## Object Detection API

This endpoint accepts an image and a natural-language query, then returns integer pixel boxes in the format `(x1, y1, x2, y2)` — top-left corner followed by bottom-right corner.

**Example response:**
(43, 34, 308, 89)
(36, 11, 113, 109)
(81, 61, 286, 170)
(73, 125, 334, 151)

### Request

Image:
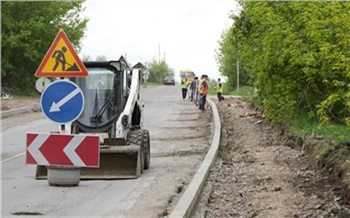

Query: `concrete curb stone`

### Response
(169, 98, 221, 218)
(0, 104, 41, 119)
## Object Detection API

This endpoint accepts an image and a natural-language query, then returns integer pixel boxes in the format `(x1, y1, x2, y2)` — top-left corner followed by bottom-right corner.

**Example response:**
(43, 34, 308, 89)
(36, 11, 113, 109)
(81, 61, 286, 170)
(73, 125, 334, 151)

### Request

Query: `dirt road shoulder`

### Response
(192, 97, 350, 218)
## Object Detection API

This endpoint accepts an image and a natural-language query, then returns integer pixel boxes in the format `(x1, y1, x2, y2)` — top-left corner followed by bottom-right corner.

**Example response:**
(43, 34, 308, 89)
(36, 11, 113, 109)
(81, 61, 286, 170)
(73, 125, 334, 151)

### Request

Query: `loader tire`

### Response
(142, 129, 151, 170)
(127, 130, 145, 173)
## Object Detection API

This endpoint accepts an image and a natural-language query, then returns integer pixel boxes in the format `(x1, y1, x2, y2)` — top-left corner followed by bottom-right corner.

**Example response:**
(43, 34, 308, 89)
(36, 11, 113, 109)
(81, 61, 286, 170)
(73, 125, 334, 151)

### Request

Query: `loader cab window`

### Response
(74, 68, 117, 129)
(85, 68, 114, 90)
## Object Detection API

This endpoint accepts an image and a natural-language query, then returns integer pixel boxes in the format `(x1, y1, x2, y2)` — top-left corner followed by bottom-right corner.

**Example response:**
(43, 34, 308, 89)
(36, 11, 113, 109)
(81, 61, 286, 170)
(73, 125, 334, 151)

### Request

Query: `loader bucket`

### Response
(35, 145, 142, 180)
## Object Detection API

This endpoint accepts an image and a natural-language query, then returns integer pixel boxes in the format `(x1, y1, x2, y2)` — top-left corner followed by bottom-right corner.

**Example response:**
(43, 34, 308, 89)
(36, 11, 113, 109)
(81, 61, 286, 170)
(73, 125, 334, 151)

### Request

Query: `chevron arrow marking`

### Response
(26, 133, 99, 167)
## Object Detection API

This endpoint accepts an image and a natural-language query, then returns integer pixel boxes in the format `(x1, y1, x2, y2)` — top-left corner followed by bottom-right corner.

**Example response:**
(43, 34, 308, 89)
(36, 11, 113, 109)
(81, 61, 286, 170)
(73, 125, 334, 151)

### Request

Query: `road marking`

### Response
(0, 151, 25, 164)
(50, 88, 80, 112)
(27, 134, 50, 165)
(63, 135, 86, 166)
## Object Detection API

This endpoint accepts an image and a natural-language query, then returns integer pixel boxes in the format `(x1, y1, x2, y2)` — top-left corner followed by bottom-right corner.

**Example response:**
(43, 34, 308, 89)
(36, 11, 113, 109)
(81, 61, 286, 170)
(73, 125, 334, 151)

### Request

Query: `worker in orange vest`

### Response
(198, 75, 208, 111)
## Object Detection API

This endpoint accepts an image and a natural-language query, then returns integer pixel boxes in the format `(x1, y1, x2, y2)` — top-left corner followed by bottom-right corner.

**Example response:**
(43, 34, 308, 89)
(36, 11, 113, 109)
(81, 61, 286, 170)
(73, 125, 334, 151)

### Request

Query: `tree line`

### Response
(1, 1, 88, 94)
(217, 1, 350, 127)
(145, 58, 175, 83)
(1, 1, 175, 93)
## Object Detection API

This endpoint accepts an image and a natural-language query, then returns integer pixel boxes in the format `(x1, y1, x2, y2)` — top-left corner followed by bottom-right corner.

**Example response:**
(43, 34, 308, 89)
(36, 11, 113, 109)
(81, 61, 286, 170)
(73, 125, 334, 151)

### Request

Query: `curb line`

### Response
(0, 107, 33, 118)
(169, 98, 221, 218)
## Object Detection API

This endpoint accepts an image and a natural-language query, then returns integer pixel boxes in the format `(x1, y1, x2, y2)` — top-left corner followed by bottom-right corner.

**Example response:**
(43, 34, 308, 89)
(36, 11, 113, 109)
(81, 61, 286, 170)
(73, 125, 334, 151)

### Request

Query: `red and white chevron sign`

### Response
(26, 133, 99, 167)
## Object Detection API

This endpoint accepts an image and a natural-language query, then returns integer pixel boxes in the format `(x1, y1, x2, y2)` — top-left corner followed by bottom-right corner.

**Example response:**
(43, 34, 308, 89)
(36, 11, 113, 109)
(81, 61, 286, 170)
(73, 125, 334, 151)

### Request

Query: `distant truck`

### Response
(180, 69, 195, 84)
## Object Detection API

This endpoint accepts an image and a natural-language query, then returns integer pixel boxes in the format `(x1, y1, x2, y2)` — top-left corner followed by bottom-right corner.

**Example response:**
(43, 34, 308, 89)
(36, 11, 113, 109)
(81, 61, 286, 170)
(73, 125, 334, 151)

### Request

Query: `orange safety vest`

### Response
(199, 80, 208, 94)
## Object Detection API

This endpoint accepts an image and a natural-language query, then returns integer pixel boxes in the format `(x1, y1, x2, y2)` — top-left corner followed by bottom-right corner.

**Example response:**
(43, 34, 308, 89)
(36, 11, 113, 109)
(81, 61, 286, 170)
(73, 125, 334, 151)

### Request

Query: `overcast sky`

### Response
(79, 0, 239, 80)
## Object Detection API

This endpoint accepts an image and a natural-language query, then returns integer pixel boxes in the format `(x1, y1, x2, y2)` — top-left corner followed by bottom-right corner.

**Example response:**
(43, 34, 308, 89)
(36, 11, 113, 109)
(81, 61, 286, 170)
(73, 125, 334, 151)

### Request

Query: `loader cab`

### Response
(71, 58, 131, 134)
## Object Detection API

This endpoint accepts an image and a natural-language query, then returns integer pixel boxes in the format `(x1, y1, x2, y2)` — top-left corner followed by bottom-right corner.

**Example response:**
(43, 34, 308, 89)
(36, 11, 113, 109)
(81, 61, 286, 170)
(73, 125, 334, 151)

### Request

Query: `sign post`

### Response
(143, 70, 149, 88)
(29, 29, 94, 186)
(35, 78, 51, 93)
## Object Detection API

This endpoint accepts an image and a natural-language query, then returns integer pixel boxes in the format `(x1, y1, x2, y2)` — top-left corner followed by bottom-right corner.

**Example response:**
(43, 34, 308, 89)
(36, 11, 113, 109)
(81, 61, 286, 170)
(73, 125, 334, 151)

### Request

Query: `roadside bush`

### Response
(218, 1, 350, 127)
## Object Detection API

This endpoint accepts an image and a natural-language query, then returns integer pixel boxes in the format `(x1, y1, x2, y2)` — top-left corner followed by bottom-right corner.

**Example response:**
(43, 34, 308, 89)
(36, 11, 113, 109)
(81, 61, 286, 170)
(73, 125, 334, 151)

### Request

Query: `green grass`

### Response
(208, 86, 255, 96)
(208, 89, 217, 95)
(228, 86, 255, 96)
(288, 114, 350, 143)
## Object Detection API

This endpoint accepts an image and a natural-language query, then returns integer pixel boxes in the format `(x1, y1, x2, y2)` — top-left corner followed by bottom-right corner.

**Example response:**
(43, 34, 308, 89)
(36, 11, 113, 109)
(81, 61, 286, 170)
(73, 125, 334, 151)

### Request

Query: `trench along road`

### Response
(1, 84, 220, 217)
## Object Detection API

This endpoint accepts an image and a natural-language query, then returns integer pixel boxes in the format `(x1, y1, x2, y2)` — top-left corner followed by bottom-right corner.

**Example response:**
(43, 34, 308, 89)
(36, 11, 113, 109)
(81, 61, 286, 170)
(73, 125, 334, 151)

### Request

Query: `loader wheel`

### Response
(142, 129, 151, 170)
(127, 130, 145, 173)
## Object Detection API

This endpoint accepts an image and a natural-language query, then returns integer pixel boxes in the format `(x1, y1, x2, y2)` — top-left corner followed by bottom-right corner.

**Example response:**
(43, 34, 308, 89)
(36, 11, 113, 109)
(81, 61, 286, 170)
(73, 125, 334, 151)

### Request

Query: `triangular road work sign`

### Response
(35, 29, 88, 77)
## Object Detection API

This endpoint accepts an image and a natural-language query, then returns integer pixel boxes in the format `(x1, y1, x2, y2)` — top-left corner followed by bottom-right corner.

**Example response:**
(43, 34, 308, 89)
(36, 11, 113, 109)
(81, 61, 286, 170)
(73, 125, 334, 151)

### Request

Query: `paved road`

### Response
(1, 84, 213, 217)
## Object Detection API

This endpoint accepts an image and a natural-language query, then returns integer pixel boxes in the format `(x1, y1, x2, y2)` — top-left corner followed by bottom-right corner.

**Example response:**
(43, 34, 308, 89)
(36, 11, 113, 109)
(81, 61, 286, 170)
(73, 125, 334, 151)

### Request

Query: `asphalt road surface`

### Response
(1, 84, 213, 217)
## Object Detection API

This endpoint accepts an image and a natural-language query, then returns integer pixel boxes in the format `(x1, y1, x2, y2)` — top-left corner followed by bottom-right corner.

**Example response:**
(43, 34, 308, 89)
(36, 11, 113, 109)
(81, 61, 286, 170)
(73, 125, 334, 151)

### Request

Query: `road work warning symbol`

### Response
(35, 29, 88, 77)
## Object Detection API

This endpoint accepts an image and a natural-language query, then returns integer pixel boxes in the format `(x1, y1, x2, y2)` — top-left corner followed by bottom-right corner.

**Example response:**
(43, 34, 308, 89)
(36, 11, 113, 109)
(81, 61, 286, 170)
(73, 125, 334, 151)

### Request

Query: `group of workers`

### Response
(181, 75, 224, 111)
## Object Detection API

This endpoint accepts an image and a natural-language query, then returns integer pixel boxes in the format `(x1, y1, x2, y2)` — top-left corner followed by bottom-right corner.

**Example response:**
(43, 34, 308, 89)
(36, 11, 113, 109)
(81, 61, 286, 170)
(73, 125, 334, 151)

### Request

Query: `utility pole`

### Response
(164, 52, 166, 63)
(158, 45, 160, 64)
(237, 57, 240, 92)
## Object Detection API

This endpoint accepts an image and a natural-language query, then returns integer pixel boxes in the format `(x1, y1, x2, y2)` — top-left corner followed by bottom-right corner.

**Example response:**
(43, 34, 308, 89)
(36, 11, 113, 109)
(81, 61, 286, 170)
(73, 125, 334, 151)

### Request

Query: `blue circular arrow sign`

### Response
(41, 80, 84, 124)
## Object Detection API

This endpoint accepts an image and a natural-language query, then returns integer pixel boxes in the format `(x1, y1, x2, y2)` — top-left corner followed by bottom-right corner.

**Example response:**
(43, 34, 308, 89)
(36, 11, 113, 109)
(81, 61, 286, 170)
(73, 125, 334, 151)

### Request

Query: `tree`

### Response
(82, 54, 92, 61)
(217, 1, 350, 126)
(216, 9, 251, 92)
(146, 58, 174, 83)
(1, 1, 88, 93)
(96, 55, 107, 61)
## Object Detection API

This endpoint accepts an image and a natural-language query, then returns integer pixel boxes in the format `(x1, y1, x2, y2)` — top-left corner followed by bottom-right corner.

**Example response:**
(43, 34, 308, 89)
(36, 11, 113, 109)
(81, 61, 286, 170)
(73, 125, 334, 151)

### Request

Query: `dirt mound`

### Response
(192, 97, 350, 217)
(304, 140, 350, 203)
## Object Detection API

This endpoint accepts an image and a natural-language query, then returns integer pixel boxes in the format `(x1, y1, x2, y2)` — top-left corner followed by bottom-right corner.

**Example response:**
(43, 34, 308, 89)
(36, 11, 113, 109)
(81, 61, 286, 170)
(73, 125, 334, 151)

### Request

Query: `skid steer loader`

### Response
(36, 56, 150, 179)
